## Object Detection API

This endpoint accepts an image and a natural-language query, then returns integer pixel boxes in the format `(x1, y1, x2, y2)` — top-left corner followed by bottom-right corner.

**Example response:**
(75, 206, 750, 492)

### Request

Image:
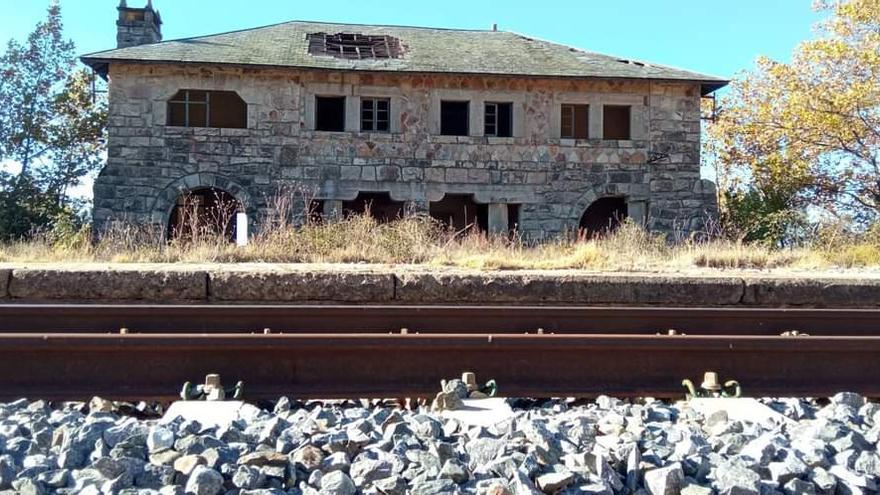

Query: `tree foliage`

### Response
(708, 0, 880, 228)
(0, 3, 106, 240)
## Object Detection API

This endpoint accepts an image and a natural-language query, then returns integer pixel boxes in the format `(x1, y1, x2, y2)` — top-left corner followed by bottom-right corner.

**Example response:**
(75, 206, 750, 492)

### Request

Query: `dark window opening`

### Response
(484, 102, 513, 137)
(306, 200, 324, 224)
(561, 104, 589, 139)
(307, 32, 404, 60)
(316, 96, 346, 132)
(168, 188, 241, 241)
(343, 192, 405, 223)
(429, 194, 487, 233)
(579, 197, 628, 239)
(603, 105, 631, 140)
(507, 204, 520, 237)
(361, 98, 390, 132)
(441, 101, 469, 136)
(167, 90, 247, 129)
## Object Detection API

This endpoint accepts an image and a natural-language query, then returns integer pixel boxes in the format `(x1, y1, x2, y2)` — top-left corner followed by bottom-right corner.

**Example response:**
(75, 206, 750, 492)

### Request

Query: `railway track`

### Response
(2, 304, 879, 335)
(0, 304, 878, 401)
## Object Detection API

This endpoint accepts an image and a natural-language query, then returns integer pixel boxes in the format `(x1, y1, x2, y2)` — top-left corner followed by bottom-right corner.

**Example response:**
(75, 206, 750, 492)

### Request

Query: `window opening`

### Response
(441, 101, 469, 136)
(484, 102, 512, 137)
(561, 104, 588, 139)
(361, 98, 390, 132)
(167, 90, 247, 129)
(316, 96, 346, 132)
(603, 105, 631, 140)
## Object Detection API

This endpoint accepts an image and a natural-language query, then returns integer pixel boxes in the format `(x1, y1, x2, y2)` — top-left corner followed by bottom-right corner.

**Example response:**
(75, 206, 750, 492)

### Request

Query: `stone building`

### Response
(83, 1, 727, 240)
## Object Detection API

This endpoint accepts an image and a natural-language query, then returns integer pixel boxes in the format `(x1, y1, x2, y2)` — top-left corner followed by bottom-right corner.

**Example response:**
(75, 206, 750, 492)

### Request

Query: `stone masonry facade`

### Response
(94, 62, 718, 239)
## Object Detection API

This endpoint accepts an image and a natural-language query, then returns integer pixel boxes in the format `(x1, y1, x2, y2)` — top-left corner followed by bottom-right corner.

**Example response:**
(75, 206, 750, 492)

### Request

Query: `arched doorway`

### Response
(168, 188, 241, 241)
(579, 197, 628, 238)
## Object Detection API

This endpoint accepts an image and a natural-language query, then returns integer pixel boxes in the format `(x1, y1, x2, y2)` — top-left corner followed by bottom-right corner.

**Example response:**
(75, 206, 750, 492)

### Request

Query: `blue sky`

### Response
(3, 0, 823, 81)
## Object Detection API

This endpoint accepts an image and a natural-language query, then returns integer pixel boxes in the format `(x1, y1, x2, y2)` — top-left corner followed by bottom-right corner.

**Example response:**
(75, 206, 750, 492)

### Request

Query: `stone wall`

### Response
(3, 265, 880, 307)
(94, 63, 718, 239)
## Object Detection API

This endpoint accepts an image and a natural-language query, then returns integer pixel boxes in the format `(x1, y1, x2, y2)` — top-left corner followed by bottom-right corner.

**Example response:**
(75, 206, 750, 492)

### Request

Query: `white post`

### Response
(236, 212, 248, 246)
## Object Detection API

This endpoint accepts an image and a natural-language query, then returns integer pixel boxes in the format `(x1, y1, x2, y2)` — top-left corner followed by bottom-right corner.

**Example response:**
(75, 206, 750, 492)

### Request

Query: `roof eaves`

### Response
(79, 56, 730, 94)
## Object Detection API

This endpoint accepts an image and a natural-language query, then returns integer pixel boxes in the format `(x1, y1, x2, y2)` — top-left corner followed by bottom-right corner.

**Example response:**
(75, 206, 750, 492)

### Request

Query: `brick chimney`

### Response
(116, 0, 162, 49)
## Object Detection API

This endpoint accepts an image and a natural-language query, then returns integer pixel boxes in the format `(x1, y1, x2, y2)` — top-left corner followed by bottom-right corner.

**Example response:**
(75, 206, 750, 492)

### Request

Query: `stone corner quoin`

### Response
(7, 268, 208, 302)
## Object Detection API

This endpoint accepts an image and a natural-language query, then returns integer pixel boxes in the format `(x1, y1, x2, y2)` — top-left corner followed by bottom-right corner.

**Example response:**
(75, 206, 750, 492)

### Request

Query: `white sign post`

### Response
(235, 212, 248, 247)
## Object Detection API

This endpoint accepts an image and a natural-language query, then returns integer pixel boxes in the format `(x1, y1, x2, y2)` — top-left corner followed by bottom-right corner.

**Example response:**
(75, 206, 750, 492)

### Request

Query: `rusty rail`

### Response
(0, 332, 878, 401)
(0, 304, 879, 335)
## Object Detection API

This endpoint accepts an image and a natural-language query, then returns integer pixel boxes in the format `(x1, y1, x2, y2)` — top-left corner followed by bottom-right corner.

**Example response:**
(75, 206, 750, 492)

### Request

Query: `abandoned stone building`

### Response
(83, 1, 727, 240)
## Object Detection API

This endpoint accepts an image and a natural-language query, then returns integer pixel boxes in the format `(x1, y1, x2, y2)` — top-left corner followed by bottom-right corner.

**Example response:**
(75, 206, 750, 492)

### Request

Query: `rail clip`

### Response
(180, 374, 244, 401)
(683, 371, 741, 399)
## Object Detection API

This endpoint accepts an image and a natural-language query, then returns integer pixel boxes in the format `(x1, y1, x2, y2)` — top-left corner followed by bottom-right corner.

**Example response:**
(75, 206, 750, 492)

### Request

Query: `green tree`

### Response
(0, 3, 106, 240)
(708, 0, 880, 227)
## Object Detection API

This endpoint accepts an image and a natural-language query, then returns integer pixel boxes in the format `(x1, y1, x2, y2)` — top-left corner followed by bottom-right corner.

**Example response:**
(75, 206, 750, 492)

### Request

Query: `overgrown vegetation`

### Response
(708, 0, 880, 240)
(0, 4, 107, 241)
(2, 213, 880, 271)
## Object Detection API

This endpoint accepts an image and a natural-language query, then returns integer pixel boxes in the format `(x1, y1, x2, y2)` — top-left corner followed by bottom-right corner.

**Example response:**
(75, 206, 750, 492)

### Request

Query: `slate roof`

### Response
(82, 20, 727, 94)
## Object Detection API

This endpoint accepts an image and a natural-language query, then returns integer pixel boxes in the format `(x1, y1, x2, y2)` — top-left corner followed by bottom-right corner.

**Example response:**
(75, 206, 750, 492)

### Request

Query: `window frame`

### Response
(560, 103, 589, 139)
(484, 102, 513, 138)
(166, 90, 247, 129)
(360, 97, 391, 133)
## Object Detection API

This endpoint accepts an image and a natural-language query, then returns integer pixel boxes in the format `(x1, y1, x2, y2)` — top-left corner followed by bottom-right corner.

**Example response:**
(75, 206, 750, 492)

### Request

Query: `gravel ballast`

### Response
(0, 393, 878, 494)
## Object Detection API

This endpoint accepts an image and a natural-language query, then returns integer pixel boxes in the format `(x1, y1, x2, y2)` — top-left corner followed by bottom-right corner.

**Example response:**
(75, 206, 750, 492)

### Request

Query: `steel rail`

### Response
(0, 333, 878, 400)
(1, 304, 879, 335)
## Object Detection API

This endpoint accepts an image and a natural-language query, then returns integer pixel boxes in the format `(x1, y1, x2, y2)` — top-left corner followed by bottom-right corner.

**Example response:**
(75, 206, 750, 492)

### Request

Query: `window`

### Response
(315, 96, 346, 132)
(361, 98, 390, 132)
(167, 90, 247, 129)
(307, 32, 404, 60)
(603, 105, 631, 140)
(484, 102, 512, 137)
(561, 104, 588, 139)
(441, 101, 469, 136)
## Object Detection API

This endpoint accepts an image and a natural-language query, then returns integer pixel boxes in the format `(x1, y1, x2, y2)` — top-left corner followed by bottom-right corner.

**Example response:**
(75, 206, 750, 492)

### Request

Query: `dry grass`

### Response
(2, 212, 880, 272)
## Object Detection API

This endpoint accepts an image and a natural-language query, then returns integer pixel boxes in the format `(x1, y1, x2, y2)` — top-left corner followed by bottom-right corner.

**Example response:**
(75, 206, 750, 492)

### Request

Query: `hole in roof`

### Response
(307, 32, 404, 60)
(616, 58, 648, 67)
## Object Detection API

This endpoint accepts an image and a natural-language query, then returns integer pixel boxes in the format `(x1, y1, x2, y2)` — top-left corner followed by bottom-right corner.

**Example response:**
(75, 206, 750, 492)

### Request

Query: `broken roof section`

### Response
(82, 20, 727, 95)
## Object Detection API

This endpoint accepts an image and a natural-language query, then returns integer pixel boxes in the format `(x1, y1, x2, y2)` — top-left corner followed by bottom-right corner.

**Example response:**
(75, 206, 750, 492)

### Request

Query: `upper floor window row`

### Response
(163, 89, 631, 140)
(167, 90, 247, 129)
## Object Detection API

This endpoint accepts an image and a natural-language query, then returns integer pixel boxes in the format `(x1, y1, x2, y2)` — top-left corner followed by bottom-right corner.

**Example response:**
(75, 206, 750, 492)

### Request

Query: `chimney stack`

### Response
(116, 0, 162, 49)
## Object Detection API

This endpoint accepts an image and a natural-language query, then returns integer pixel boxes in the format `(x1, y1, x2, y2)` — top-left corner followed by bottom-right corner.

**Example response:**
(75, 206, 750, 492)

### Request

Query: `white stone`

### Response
(439, 398, 514, 428)
(162, 400, 260, 429)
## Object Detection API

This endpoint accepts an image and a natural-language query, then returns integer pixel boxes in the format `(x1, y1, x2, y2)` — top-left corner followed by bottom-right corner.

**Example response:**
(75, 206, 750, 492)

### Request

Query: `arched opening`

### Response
(579, 197, 628, 238)
(429, 194, 488, 232)
(168, 188, 242, 241)
(342, 192, 405, 223)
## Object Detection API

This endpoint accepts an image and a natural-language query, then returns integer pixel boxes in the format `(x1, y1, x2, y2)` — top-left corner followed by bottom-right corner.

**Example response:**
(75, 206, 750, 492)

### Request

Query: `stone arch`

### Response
(579, 197, 628, 237)
(150, 173, 254, 227)
(569, 186, 629, 236)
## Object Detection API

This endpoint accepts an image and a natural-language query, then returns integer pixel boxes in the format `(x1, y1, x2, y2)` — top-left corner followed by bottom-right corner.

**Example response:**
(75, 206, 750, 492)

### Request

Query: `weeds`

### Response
(1, 211, 879, 271)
